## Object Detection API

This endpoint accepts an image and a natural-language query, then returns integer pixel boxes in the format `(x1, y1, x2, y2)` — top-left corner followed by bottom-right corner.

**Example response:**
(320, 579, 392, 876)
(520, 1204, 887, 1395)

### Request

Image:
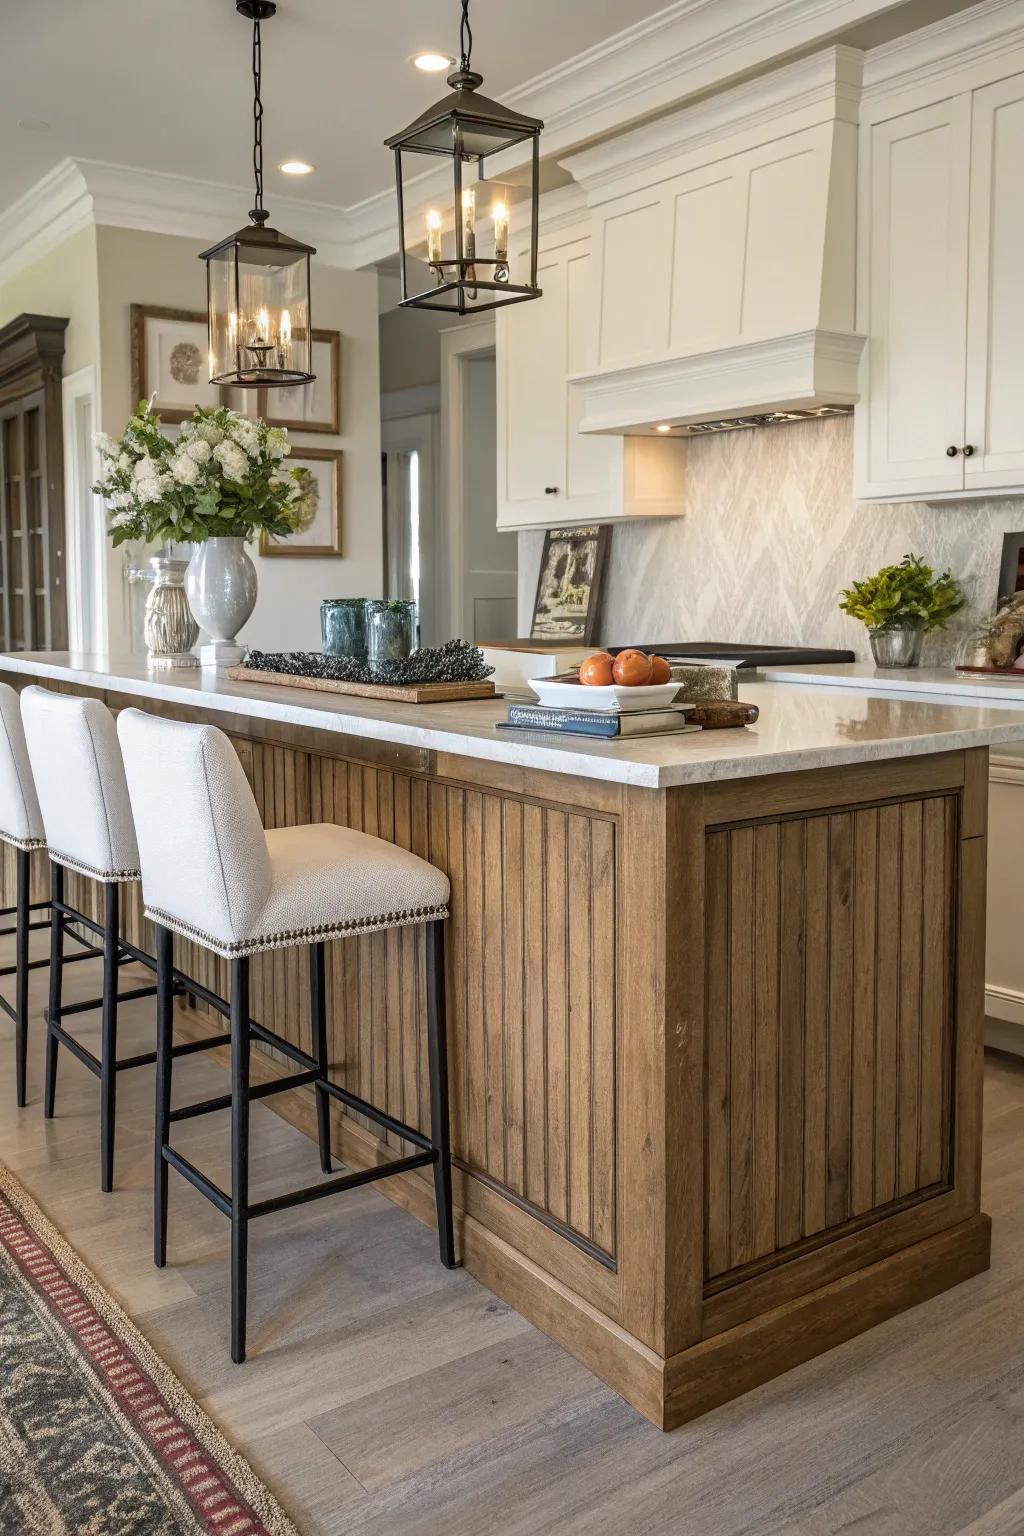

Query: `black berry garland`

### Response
(241, 640, 494, 686)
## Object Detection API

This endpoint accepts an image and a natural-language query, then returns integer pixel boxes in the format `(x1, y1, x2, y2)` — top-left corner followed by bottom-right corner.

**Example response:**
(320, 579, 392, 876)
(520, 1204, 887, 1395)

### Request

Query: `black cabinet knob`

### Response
(946, 445, 960, 457)
(963, 444, 975, 457)
(544, 486, 559, 494)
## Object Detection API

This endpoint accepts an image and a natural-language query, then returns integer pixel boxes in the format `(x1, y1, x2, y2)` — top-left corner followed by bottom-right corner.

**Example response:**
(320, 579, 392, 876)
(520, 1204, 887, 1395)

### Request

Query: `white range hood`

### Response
(560, 48, 866, 436)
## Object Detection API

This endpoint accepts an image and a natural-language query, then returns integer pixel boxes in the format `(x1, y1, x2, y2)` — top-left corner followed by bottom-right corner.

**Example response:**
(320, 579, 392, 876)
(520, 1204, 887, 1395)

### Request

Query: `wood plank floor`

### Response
(3, 937, 1024, 1535)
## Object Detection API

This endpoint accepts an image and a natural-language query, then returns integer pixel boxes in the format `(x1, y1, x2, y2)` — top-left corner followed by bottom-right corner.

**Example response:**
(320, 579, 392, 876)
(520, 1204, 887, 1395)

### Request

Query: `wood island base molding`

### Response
(0, 661, 991, 1431)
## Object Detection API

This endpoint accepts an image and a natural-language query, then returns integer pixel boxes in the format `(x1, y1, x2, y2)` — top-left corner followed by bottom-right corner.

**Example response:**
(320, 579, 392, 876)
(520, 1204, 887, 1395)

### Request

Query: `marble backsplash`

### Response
(517, 415, 1024, 665)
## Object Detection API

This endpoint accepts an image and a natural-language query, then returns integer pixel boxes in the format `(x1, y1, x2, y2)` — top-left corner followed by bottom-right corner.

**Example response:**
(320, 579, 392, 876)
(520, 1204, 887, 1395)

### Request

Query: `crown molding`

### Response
(0, 159, 93, 288)
(561, 45, 863, 199)
(861, 0, 1024, 101)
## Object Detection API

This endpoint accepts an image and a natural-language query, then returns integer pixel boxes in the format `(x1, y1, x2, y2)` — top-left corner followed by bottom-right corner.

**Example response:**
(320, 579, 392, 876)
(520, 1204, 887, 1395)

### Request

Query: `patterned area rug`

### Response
(0, 1164, 297, 1536)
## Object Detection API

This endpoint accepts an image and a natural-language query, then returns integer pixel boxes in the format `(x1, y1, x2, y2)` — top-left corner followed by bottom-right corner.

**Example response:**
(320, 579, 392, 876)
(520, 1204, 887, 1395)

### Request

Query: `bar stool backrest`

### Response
(0, 683, 44, 849)
(117, 708, 273, 947)
(21, 686, 140, 881)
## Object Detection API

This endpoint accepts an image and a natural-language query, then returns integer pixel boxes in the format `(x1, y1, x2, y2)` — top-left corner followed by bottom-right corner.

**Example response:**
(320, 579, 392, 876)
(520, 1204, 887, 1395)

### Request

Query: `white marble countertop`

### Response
(762, 660, 1024, 704)
(6, 651, 1024, 790)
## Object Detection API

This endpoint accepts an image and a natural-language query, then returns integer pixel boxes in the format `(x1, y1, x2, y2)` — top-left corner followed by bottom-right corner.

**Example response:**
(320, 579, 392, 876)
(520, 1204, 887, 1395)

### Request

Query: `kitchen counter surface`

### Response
(762, 659, 1024, 704)
(5, 651, 1024, 789)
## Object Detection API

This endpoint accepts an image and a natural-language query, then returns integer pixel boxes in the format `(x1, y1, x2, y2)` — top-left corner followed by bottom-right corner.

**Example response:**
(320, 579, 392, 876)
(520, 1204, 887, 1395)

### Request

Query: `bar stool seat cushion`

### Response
(147, 822, 451, 958)
(116, 709, 449, 958)
(21, 686, 140, 881)
(0, 683, 45, 850)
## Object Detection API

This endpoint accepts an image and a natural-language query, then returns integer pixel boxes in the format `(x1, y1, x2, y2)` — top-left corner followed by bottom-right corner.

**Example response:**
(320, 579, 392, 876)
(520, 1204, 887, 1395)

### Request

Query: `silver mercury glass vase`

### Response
(144, 557, 199, 670)
(186, 536, 258, 671)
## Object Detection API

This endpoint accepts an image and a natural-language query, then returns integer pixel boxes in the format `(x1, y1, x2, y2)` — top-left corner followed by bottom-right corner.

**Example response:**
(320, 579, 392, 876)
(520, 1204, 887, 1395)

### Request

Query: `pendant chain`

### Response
(459, 0, 472, 70)
(251, 16, 265, 219)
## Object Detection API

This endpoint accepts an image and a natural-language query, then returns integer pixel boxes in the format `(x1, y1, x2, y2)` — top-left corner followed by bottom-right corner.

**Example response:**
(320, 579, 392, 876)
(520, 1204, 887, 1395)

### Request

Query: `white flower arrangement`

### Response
(93, 402, 311, 548)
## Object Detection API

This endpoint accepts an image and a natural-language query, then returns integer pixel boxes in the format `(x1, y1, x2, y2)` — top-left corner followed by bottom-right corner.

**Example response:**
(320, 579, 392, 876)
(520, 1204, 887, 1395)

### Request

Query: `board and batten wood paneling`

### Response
(234, 740, 618, 1266)
(703, 793, 957, 1288)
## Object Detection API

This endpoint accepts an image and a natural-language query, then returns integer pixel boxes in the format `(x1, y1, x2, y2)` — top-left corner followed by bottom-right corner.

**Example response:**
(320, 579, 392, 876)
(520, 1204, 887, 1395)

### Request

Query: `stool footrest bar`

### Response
(319, 1079, 433, 1152)
(248, 1020, 318, 1071)
(162, 1147, 232, 1217)
(58, 982, 160, 1019)
(168, 1068, 320, 1124)
(247, 1152, 435, 1219)
(47, 1021, 101, 1076)
(117, 1032, 232, 1071)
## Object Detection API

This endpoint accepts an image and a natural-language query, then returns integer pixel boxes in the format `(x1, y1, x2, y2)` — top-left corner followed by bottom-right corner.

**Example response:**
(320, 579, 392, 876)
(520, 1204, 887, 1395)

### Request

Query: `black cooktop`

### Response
(606, 642, 855, 668)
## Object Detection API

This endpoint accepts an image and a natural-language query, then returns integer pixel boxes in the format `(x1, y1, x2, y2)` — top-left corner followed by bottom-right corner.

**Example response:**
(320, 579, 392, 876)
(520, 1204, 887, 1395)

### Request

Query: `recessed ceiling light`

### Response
(279, 159, 315, 176)
(655, 423, 674, 433)
(412, 51, 454, 72)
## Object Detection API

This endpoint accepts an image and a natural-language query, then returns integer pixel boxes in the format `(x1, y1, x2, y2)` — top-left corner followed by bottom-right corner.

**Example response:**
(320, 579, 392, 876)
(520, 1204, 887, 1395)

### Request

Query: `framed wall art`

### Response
(530, 524, 610, 644)
(258, 329, 340, 435)
(130, 304, 225, 423)
(259, 446, 343, 559)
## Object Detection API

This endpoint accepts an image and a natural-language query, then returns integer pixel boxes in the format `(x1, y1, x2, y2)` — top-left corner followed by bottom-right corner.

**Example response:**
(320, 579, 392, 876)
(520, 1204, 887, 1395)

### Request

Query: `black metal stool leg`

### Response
(154, 925, 174, 1268)
(44, 864, 64, 1119)
(230, 956, 251, 1364)
(425, 920, 456, 1269)
(99, 882, 119, 1193)
(310, 942, 332, 1174)
(14, 848, 30, 1108)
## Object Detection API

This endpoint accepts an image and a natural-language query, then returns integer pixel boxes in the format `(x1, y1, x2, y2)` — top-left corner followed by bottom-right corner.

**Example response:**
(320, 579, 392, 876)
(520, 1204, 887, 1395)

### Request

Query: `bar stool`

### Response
(116, 707, 458, 1363)
(20, 686, 222, 1191)
(0, 682, 50, 1107)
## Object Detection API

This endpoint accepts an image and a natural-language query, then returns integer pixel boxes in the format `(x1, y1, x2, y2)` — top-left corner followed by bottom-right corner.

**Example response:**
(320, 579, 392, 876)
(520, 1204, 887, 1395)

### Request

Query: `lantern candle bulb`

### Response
(279, 308, 292, 368)
(492, 200, 508, 261)
(426, 208, 443, 268)
(461, 187, 476, 255)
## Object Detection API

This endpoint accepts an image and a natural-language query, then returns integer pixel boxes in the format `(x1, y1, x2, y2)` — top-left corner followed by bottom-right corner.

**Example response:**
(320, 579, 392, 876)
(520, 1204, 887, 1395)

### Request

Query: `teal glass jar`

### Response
(321, 598, 368, 659)
(366, 599, 418, 665)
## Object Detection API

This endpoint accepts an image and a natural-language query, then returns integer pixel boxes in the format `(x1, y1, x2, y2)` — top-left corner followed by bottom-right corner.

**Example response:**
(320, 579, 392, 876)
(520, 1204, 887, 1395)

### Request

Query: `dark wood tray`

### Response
(228, 666, 498, 705)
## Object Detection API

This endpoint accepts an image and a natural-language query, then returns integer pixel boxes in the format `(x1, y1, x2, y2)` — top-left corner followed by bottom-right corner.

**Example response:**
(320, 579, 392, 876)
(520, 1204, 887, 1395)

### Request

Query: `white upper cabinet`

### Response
(855, 56, 1024, 501)
(965, 74, 1024, 491)
(496, 218, 685, 532)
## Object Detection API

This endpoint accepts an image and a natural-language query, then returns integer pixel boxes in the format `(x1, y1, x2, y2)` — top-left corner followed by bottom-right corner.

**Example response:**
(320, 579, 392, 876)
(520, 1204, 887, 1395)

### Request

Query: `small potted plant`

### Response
(839, 554, 965, 668)
(95, 402, 312, 668)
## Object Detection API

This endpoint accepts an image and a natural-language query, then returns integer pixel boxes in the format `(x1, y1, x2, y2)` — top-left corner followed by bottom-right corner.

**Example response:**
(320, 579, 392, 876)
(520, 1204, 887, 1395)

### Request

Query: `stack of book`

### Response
(497, 700, 699, 740)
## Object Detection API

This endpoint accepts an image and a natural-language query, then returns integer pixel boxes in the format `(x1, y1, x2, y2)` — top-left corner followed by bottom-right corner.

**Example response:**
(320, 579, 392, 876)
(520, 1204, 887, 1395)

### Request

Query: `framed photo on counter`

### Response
(258, 329, 340, 434)
(130, 305, 225, 422)
(997, 531, 1024, 606)
(530, 524, 610, 645)
(259, 446, 343, 559)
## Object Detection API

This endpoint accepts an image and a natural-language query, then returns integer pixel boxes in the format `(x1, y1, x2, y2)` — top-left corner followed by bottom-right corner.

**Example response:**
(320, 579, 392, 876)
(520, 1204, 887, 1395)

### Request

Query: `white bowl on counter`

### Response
(527, 677, 683, 713)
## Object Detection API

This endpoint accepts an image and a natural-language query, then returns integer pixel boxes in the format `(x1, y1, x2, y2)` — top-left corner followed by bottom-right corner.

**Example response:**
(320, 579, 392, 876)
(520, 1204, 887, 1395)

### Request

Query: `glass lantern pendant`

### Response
(386, 0, 543, 315)
(200, 1, 315, 388)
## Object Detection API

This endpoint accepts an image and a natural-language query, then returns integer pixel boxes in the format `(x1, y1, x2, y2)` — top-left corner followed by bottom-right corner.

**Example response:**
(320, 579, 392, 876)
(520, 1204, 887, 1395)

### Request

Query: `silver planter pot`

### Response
(144, 557, 199, 670)
(185, 537, 258, 671)
(868, 622, 925, 668)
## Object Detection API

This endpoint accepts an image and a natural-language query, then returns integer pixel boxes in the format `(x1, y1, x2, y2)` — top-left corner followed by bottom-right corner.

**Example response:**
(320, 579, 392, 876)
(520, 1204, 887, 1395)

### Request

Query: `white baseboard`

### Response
(985, 984, 1024, 1056)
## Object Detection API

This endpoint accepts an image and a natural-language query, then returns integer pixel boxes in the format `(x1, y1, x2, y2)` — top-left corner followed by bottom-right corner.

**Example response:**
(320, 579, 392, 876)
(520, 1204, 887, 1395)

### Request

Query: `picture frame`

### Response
(257, 329, 341, 435)
(259, 446, 343, 559)
(530, 524, 610, 645)
(130, 304, 226, 423)
(997, 531, 1024, 606)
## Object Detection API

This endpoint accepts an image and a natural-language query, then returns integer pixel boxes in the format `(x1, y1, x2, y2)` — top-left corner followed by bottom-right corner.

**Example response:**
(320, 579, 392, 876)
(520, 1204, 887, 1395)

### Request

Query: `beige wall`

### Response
(519, 414, 1024, 661)
(0, 224, 100, 377)
(96, 225, 383, 652)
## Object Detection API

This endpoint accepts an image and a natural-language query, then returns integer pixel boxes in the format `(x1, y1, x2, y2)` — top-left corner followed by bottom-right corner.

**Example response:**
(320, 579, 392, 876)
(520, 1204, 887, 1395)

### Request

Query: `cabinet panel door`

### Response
(499, 248, 567, 515)
(859, 98, 971, 498)
(965, 74, 1024, 489)
(565, 244, 621, 507)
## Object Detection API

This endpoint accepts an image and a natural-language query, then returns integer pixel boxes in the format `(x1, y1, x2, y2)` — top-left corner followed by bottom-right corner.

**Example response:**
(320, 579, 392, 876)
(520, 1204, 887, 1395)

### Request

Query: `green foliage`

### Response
(92, 402, 310, 548)
(839, 554, 965, 633)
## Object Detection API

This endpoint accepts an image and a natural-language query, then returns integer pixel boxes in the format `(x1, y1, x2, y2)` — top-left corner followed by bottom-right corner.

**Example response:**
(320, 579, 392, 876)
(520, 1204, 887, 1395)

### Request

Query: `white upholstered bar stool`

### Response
(20, 686, 216, 1191)
(117, 707, 458, 1364)
(0, 682, 49, 1107)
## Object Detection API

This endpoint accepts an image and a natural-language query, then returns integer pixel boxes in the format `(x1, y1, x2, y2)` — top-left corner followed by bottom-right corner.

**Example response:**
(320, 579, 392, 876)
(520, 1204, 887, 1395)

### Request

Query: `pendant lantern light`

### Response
(386, 0, 543, 314)
(200, 1, 315, 387)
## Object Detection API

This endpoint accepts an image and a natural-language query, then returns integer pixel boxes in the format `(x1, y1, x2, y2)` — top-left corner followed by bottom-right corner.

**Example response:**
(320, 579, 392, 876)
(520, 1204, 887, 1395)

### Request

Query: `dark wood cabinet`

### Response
(0, 315, 68, 651)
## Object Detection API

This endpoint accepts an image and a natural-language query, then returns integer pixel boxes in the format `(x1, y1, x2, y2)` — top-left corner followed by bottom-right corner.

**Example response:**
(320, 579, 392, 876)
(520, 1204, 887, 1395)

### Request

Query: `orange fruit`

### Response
(611, 649, 654, 687)
(579, 652, 615, 686)
(649, 655, 672, 684)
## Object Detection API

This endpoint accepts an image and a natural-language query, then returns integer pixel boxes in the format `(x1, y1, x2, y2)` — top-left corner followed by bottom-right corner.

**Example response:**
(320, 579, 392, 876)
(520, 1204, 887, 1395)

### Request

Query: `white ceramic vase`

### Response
(185, 537, 258, 671)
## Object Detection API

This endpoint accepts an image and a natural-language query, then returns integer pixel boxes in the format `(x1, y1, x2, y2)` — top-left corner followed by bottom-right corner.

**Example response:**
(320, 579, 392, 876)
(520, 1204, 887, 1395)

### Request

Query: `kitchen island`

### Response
(6, 652, 1024, 1430)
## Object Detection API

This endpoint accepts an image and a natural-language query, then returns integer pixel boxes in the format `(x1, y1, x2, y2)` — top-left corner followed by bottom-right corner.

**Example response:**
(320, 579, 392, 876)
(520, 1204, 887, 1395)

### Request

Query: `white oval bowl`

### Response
(528, 678, 682, 714)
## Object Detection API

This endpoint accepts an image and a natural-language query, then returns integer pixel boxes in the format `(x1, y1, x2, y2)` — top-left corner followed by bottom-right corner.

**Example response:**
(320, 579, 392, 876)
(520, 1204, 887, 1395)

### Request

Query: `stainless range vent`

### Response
(673, 405, 854, 437)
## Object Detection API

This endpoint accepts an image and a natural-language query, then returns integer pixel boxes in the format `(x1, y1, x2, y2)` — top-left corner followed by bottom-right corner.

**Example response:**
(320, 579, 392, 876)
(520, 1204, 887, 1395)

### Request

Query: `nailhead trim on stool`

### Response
(144, 900, 451, 958)
(0, 833, 46, 852)
(47, 849, 141, 883)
